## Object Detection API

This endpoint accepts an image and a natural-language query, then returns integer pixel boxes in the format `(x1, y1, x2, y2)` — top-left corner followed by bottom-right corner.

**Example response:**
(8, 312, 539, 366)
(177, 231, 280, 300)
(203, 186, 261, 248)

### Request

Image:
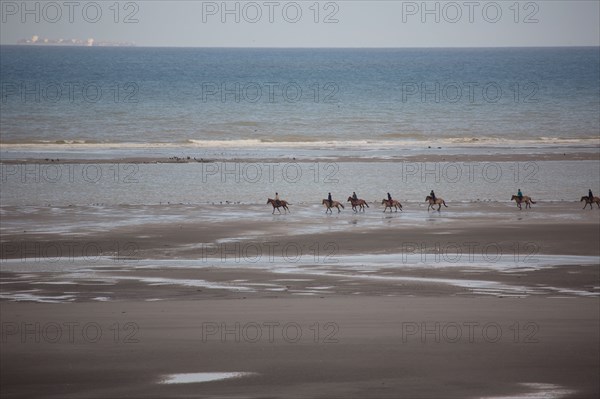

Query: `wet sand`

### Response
(1, 202, 599, 398)
(1, 150, 598, 164)
(1, 297, 599, 399)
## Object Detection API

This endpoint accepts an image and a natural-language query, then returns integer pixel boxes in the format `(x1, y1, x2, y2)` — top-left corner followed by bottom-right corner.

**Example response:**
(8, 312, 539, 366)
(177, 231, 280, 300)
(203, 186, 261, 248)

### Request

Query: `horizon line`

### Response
(2, 44, 599, 49)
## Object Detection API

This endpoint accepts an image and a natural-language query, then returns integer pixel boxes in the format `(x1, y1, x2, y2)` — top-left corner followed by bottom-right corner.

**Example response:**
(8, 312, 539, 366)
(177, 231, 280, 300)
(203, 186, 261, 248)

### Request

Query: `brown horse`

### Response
(511, 195, 536, 210)
(580, 196, 600, 209)
(381, 199, 402, 213)
(322, 199, 344, 213)
(347, 197, 369, 212)
(425, 196, 447, 211)
(267, 198, 290, 214)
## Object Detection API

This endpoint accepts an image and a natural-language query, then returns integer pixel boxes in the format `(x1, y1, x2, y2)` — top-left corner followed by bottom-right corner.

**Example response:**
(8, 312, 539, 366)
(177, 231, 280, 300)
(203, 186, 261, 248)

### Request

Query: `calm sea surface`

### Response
(1, 46, 599, 205)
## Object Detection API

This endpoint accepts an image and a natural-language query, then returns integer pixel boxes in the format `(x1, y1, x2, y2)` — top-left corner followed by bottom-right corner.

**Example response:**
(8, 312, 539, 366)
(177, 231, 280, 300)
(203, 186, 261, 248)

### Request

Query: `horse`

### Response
(322, 199, 344, 213)
(381, 199, 402, 213)
(347, 197, 370, 212)
(511, 195, 536, 210)
(580, 196, 600, 210)
(266, 198, 290, 214)
(425, 196, 447, 211)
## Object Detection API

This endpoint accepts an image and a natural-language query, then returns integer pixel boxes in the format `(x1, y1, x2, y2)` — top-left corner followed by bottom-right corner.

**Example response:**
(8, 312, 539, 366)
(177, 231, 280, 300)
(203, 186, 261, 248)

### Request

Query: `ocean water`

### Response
(1, 46, 599, 151)
(1, 46, 599, 206)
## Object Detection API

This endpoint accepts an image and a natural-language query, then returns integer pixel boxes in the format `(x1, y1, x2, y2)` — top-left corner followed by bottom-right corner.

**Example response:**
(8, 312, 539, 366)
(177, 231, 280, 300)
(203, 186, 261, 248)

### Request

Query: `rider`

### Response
(387, 192, 392, 203)
(430, 190, 436, 202)
(275, 192, 281, 207)
(352, 192, 358, 201)
(589, 189, 594, 201)
(517, 189, 523, 202)
(328, 192, 333, 207)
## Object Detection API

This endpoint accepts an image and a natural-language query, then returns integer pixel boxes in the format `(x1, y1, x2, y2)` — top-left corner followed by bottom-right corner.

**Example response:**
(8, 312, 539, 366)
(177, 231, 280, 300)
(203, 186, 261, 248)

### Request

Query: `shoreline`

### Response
(1, 151, 599, 164)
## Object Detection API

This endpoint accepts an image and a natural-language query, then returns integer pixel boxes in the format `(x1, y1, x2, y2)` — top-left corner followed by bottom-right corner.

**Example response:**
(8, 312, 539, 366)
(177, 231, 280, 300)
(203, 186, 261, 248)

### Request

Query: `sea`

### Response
(1, 46, 599, 206)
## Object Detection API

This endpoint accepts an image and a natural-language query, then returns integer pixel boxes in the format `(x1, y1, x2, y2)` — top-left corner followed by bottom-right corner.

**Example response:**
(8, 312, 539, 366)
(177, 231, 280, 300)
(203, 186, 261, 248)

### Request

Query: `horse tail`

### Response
(340, 204, 345, 209)
(443, 201, 448, 207)
(530, 199, 536, 204)
(365, 202, 370, 208)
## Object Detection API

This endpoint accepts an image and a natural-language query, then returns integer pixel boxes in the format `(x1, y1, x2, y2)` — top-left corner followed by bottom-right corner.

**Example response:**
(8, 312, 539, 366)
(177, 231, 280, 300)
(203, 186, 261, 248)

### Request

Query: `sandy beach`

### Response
(2, 297, 599, 399)
(1, 200, 599, 398)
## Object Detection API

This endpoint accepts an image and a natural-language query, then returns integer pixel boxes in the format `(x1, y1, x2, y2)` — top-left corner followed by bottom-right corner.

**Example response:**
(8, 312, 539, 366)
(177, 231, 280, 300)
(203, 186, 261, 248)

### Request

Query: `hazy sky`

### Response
(1, 0, 599, 47)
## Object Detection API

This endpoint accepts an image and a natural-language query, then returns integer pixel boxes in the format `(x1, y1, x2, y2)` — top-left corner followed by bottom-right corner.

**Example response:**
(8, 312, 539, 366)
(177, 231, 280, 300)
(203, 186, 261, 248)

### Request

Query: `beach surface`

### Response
(1, 201, 599, 398)
(2, 297, 599, 399)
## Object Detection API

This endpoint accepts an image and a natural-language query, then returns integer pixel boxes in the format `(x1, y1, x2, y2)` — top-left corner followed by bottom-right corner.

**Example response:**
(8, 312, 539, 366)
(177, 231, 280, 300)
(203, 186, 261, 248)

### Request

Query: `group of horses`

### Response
(266, 195, 447, 214)
(267, 194, 600, 214)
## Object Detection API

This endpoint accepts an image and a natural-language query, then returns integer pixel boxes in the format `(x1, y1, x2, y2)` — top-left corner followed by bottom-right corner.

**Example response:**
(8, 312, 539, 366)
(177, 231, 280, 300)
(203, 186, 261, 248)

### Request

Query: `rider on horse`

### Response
(275, 192, 281, 207)
(589, 189, 594, 201)
(353, 192, 358, 201)
(430, 190, 436, 202)
(328, 192, 333, 207)
(517, 189, 523, 202)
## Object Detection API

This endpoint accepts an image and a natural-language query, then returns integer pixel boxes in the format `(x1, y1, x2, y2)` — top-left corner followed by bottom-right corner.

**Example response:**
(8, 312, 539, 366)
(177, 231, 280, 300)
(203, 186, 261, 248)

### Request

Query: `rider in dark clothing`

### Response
(352, 192, 358, 201)
(387, 192, 392, 202)
(328, 192, 333, 206)
(589, 189, 594, 201)
(275, 192, 281, 206)
(430, 190, 436, 202)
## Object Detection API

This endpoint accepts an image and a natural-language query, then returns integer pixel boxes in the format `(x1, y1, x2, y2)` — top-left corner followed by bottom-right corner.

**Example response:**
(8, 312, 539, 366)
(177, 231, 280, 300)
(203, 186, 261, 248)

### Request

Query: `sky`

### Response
(1, 0, 599, 47)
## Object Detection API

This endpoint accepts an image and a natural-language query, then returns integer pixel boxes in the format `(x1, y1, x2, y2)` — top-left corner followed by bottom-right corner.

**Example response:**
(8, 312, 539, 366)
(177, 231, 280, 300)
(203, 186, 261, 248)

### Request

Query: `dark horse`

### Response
(580, 196, 600, 210)
(267, 198, 290, 214)
(347, 197, 370, 212)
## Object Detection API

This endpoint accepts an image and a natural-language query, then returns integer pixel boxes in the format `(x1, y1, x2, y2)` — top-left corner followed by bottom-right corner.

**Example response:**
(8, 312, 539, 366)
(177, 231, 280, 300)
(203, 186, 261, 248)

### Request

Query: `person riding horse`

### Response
(275, 192, 281, 207)
(328, 192, 333, 207)
(353, 192, 358, 201)
(589, 189, 594, 202)
(430, 190, 436, 203)
(387, 192, 392, 202)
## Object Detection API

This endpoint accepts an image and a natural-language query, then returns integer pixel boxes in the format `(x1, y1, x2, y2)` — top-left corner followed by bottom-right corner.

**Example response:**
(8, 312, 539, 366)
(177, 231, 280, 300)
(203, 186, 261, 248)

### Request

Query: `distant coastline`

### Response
(16, 35, 135, 47)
